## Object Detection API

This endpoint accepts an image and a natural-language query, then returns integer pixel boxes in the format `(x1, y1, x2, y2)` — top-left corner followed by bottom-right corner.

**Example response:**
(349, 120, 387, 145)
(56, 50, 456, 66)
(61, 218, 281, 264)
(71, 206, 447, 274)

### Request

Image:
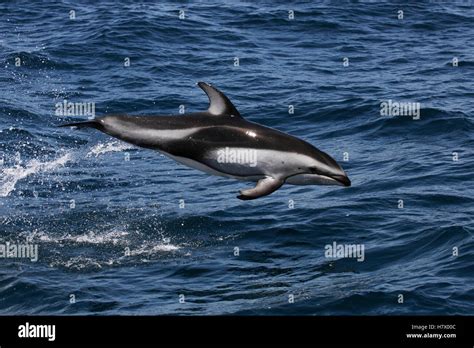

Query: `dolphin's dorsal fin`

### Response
(197, 82, 242, 118)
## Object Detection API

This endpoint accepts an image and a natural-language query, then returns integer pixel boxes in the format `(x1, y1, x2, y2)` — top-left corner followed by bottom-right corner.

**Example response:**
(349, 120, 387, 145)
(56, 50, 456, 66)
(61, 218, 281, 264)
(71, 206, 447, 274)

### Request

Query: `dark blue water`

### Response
(1, 1, 473, 315)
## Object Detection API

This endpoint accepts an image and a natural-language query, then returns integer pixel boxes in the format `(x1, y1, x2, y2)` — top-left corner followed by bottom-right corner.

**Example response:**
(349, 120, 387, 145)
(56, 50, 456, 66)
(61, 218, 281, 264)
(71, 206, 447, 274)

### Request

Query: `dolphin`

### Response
(60, 82, 351, 200)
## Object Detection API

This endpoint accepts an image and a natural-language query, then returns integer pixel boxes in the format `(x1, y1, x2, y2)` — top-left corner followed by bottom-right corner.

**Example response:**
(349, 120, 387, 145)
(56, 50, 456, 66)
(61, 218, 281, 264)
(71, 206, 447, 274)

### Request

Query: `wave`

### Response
(444, 60, 474, 67)
(3, 51, 73, 70)
(0, 105, 42, 122)
(370, 111, 474, 138)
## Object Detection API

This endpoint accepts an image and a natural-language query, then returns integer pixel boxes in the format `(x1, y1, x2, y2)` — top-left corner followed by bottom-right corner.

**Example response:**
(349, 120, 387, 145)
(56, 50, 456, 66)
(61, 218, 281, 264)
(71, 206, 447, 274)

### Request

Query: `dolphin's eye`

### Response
(309, 167, 319, 174)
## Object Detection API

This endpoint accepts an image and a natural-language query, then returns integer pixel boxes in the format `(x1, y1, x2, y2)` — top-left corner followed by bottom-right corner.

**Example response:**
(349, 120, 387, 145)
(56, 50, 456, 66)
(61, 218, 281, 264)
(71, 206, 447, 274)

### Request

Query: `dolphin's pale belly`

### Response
(207, 148, 315, 176)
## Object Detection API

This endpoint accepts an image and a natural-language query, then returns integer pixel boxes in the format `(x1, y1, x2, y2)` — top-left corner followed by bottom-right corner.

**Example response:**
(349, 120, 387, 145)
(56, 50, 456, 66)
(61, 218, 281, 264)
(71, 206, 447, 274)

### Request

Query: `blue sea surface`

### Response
(0, 1, 473, 315)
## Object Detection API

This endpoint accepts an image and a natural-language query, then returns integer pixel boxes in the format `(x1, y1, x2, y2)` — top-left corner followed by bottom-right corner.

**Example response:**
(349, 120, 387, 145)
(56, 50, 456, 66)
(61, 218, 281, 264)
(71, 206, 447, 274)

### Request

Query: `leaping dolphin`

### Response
(60, 82, 351, 200)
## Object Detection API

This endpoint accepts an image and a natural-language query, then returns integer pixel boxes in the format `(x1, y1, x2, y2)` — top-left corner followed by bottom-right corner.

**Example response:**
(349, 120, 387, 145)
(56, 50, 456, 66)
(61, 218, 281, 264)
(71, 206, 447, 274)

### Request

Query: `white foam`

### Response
(24, 229, 180, 253)
(86, 141, 134, 158)
(50, 256, 104, 270)
(0, 153, 71, 197)
(25, 229, 130, 245)
(71, 230, 129, 245)
(131, 243, 180, 254)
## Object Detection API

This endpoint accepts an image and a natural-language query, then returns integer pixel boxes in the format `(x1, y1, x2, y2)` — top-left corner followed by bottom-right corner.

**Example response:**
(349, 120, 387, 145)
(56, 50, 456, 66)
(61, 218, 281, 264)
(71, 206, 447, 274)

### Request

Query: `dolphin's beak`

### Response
(331, 174, 351, 187)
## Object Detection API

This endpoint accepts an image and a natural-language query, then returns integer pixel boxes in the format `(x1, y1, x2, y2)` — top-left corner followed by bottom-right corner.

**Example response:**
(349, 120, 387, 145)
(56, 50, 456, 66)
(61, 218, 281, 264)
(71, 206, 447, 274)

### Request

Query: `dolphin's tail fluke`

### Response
(58, 120, 101, 129)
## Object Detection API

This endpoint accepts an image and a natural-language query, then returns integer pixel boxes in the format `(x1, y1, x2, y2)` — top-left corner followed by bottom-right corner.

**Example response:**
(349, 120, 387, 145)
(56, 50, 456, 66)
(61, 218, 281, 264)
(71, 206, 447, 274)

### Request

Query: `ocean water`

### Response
(0, 1, 473, 315)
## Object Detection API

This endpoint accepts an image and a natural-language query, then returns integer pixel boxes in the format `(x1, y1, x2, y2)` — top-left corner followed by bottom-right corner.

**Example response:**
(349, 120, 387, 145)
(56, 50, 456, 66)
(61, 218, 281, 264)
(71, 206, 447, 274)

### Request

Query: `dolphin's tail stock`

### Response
(58, 119, 102, 130)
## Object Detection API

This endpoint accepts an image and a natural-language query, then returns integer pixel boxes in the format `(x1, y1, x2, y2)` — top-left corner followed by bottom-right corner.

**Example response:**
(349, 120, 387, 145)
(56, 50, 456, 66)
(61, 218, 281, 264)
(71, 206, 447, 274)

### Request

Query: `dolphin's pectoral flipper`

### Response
(237, 177, 284, 200)
(197, 82, 242, 118)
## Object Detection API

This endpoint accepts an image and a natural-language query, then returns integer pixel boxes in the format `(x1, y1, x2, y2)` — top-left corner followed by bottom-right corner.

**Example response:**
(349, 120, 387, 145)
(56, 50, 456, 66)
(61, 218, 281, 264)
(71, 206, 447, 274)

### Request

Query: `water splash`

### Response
(0, 152, 71, 197)
(86, 141, 135, 158)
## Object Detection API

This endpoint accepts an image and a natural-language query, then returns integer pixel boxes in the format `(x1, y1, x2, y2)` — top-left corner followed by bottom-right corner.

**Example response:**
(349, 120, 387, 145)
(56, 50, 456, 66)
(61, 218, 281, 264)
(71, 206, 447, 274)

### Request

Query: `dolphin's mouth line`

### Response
(285, 172, 351, 187)
(330, 174, 351, 187)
